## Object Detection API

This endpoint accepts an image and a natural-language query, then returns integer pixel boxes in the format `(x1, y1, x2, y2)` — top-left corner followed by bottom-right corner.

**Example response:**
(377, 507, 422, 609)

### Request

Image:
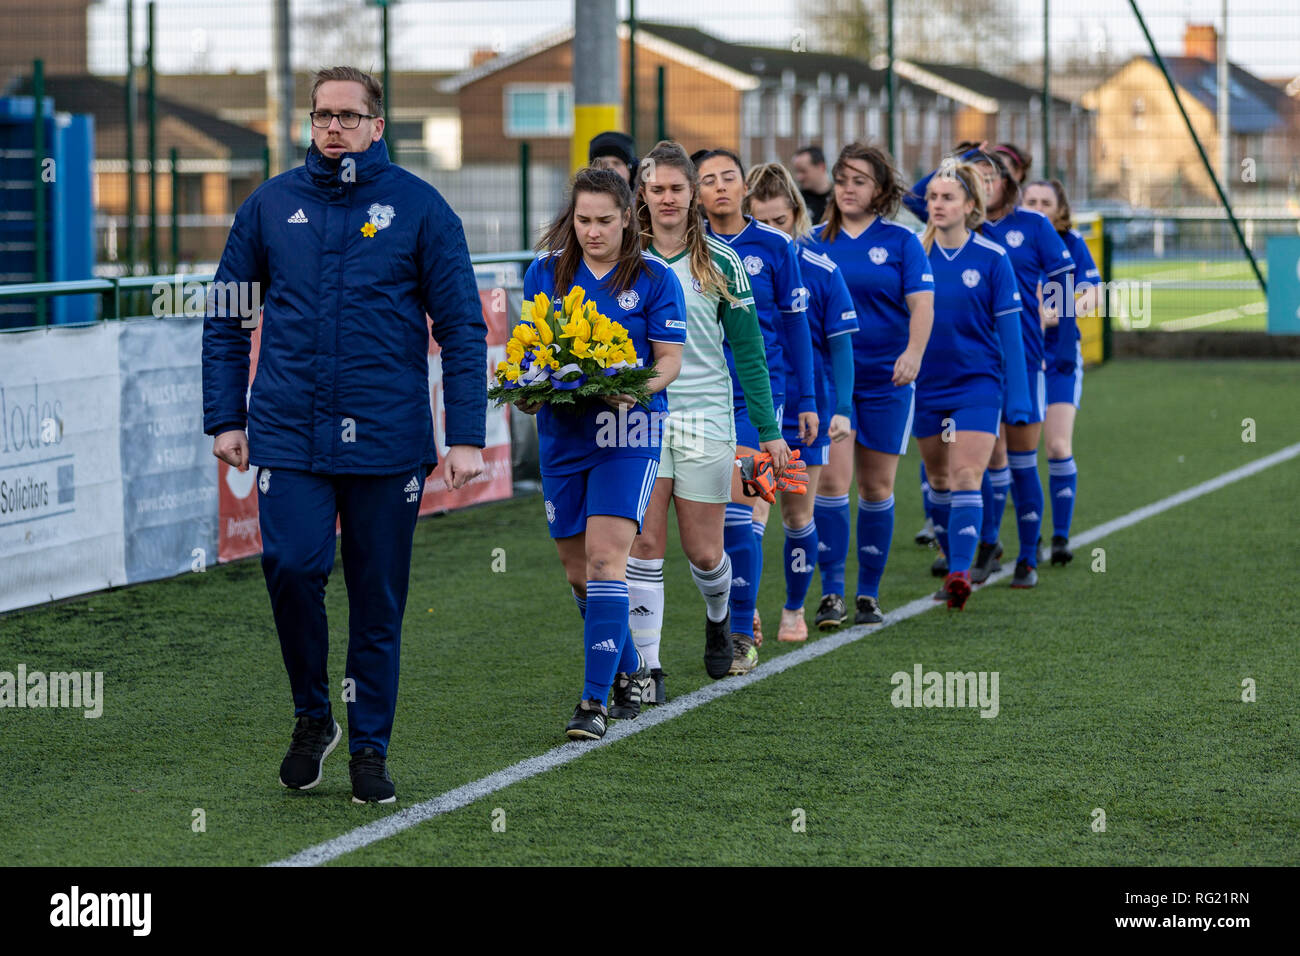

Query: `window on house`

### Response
(504, 84, 573, 137)
(1132, 96, 1145, 131)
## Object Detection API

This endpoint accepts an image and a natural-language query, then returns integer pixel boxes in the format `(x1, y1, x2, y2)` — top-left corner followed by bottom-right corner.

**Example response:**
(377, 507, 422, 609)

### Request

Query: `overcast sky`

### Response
(85, 0, 1299, 81)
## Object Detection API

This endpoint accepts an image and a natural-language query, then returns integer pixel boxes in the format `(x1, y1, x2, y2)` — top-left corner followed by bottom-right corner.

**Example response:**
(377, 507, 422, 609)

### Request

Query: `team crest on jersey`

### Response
(691, 277, 703, 294)
(743, 255, 763, 276)
(962, 269, 981, 288)
(617, 290, 640, 310)
(868, 246, 888, 265)
(545, 499, 556, 524)
(1005, 230, 1024, 248)
(258, 469, 271, 494)
(367, 203, 396, 229)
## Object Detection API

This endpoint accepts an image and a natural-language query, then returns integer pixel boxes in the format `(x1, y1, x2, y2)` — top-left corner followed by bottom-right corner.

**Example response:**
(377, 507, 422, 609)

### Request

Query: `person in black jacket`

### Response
(202, 66, 486, 804)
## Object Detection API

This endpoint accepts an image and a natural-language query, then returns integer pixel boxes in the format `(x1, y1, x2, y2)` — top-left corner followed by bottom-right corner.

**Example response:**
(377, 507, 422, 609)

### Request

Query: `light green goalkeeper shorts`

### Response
(657, 431, 736, 504)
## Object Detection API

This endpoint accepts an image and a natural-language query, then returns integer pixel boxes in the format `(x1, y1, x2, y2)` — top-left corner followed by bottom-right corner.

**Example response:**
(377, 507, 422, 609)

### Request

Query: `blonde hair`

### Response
(743, 162, 811, 239)
(635, 140, 735, 304)
(920, 160, 986, 254)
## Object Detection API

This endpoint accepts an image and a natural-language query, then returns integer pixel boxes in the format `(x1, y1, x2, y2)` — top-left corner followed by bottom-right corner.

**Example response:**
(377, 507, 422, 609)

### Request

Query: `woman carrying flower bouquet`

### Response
(627, 141, 790, 705)
(516, 166, 685, 741)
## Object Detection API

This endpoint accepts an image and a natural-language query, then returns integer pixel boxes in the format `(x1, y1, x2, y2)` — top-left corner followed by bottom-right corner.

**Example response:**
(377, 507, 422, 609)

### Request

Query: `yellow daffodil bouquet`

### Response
(489, 286, 658, 409)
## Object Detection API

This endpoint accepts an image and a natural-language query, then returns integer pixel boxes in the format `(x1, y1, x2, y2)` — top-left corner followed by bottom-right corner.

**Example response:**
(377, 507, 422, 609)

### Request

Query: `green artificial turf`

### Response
(1, 360, 1296, 866)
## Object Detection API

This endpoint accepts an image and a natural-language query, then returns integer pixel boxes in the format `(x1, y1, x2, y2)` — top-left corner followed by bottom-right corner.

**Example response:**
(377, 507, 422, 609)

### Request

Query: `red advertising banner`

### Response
(217, 295, 512, 563)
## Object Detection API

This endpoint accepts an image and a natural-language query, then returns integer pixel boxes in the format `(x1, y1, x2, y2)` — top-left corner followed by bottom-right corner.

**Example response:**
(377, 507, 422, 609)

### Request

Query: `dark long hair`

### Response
(971, 149, 1021, 219)
(635, 140, 734, 303)
(821, 142, 906, 242)
(1026, 178, 1073, 234)
(537, 167, 647, 295)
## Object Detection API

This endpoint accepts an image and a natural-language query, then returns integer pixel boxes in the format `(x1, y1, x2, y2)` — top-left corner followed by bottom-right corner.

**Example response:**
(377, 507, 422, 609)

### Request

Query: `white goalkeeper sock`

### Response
(626, 556, 664, 671)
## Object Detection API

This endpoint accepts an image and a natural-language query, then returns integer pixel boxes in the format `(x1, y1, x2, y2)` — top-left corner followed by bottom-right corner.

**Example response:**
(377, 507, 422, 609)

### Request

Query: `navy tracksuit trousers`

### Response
(257, 465, 427, 756)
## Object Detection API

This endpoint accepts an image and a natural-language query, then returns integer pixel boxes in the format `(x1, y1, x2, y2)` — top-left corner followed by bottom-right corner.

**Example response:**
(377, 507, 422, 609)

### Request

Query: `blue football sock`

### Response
(583, 580, 628, 703)
(725, 504, 756, 638)
(752, 519, 766, 599)
(782, 520, 818, 610)
(617, 620, 640, 674)
(948, 491, 984, 574)
(856, 494, 894, 600)
(920, 461, 931, 523)
(814, 493, 850, 596)
(572, 588, 587, 620)
(1048, 456, 1078, 539)
(982, 466, 1011, 544)
(928, 487, 951, 560)
(1008, 451, 1044, 566)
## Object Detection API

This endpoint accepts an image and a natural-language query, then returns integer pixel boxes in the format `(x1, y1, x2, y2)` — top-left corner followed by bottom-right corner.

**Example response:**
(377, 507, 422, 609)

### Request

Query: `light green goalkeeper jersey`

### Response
(645, 235, 778, 444)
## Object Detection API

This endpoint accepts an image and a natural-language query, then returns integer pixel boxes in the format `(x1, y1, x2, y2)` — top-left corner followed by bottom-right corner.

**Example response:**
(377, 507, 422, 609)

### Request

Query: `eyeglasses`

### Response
(309, 110, 377, 129)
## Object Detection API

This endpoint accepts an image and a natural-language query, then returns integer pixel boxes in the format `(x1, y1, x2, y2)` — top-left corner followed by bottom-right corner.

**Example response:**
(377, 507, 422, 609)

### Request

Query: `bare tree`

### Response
(295, 0, 382, 72)
(797, 0, 1023, 70)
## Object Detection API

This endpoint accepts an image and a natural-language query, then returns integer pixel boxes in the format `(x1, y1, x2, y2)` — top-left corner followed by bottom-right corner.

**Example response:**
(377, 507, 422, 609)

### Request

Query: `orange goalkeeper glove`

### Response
(774, 448, 808, 495)
(737, 452, 778, 503)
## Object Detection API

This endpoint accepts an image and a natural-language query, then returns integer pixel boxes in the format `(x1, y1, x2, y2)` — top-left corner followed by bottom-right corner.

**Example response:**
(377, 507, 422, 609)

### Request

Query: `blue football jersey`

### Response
(787, 243, 859, 419)
(809, 218, 934, 394)
(916, 231, 1030, 416)
(708, 216, 814, 411)
(979, 207, 1075, 367)
(522, 252, 687, 476)
(1045, 227, 1100, 351)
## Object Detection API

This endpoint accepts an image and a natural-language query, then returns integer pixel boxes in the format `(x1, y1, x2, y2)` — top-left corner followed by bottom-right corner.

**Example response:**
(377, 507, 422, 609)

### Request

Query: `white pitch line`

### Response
(1161, 301, 1267, 332)
(269, 440, 1300, 867)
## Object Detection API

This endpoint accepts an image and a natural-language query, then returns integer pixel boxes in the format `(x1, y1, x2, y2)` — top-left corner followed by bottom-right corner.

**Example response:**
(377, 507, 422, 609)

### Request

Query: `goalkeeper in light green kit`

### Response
(623, 141, 792, 703)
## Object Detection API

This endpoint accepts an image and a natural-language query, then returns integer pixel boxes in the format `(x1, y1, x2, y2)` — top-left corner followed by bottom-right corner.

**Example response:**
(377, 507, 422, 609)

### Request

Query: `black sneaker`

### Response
(815, 593, 848, 630)
(854, 595, 884, 624)
(1010, 560, 1038, 589)
(703, 612, 733, 680)
(349, 747, 396, 804)
(914, 517, 936, 546)
(642, 668, 667, 705)
(279, 712, 341, 790)
(932, 584, 949, 602)
(1036, 536, 1048, 566)
(565, 699, 608, 740)
(970, 541, 1003, 585)
(609, 653, 648, 720)
(1051, 535, 1073, 566)
(930, 554, 948, 577)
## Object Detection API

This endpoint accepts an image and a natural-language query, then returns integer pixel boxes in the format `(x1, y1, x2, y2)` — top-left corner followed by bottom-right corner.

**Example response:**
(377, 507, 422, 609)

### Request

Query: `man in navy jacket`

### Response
(202, 67, 487, 804)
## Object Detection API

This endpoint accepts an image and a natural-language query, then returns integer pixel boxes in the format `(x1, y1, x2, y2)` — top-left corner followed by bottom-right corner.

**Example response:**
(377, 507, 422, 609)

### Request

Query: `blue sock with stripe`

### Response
(920, 461, 932, 523)
(752, 519, 766, 599)
(572, 588, 587, 620)
(948, 491, 984, 574)
(1048, 456, 1078, 538)
(583, 580, 628, 703)
(782, 520, 818, 610)
(814, 493, 850, 596)
(982, 466, 1011, 544)
(725, 504, 756, 638)
(856, 494, 894, 600)
(928, 487, 951, 560)
(1008, 451, 1044, 566)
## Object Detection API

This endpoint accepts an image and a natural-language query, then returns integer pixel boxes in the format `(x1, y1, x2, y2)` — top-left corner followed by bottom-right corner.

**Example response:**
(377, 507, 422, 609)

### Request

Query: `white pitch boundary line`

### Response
(269, 440, 1300, 867)
(1161, 301, 1267, 333)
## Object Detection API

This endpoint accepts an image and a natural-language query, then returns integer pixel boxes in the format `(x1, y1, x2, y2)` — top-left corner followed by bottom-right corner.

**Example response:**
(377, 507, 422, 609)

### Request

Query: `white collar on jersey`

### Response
(932, 232, 972, 261)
